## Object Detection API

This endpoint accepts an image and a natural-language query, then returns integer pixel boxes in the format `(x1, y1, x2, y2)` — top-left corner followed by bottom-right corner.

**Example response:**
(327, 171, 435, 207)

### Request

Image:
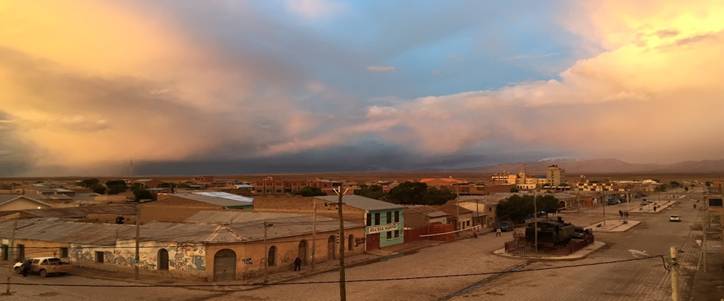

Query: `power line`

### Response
(3, 255, 665, 289)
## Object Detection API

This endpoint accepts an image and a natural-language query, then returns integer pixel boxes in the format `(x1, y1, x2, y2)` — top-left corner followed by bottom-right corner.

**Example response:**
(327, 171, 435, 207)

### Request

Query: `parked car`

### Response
(13, 257, 72, 277)
(669, 215, 681, 222)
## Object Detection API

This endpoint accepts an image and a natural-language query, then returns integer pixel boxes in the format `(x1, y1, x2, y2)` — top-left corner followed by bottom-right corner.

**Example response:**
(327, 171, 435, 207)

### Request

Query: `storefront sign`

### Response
(367, 223, 399, 234)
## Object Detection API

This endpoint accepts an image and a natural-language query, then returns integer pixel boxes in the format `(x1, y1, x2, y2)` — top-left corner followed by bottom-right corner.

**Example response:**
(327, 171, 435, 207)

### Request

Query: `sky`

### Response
(1, 0, 724, 176)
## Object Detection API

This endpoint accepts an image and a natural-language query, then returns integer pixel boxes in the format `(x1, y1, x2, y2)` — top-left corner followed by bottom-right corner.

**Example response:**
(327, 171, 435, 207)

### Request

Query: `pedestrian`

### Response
(496, 227, 502, 237)
(20, 259, 31, 277)
(293, 257, 302, 271)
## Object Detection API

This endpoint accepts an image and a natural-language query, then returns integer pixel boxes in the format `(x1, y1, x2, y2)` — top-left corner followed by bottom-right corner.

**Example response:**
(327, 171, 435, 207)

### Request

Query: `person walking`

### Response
(293, 257, 302, 271)
(20, 259, 31, 277)
(496, 227, 502, 237)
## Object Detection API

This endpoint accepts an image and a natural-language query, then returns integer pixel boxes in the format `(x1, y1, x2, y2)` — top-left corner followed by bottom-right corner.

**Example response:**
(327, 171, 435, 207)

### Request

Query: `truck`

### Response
(13, 257, 72, 277)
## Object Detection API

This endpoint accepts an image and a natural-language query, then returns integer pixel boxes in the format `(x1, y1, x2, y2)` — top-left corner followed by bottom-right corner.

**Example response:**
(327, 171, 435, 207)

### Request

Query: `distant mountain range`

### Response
(473, 158, 724, 175)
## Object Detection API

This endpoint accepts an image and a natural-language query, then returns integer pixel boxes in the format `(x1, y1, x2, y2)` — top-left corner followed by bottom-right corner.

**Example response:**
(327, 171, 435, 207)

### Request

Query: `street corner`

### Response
(493, 241, 607, 261)
(585, 220, 641, 233)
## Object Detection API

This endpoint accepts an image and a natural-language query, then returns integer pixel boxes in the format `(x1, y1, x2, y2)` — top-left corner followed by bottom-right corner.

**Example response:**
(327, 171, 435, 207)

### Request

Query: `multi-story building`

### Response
(253, 177, 342, 195)
(316, 195, 404, 250)
(575, 176, 615, 192)
(546, 165, 565, 186)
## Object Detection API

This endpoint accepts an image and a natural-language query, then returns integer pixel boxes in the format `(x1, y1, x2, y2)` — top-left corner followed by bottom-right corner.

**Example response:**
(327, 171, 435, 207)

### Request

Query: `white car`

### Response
(669, 215, 681, 222)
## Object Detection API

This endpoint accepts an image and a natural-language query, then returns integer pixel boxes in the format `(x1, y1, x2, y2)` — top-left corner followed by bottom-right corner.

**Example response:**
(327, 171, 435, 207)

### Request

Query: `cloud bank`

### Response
(1, 1, 723, 175)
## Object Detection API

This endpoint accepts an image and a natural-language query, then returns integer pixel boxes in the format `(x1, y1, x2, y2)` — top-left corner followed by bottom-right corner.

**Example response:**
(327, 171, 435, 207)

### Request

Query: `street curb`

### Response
(492, 241, 607, 261)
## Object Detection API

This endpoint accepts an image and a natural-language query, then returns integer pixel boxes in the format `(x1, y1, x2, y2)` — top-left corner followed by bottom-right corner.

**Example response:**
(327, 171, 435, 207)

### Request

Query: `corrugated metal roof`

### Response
(185, 211, 303, 224)
(167, 192, 253, 207)
(0, 195, 53, 207)
(0, 218, 135, 245)
(0, 213, 364, 245)
(316, 195, 402, 211)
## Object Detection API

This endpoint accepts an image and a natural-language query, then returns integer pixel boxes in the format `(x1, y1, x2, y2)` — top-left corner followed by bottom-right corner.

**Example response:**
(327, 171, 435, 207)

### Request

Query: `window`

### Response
(386, 231, 392, 239)
(394, 211, 400, 223)
(374, 213, 380, 225)
(393, 230, 400, 238)
(59, 247, 69, 258)
(386, 211, 392, 224)
(267, 246, 277, 267)
(95, 251, 104, 264)
(1, 245, 8, 261)
(366, 214, 371, 226)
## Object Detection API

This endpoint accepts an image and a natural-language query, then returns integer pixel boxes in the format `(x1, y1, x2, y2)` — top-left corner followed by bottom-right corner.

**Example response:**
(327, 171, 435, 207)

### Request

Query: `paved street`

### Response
(449, 195, 704, 301)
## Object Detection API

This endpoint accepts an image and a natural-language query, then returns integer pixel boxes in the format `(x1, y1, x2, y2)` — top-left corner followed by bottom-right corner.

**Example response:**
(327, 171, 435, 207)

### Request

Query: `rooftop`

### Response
(166, 192, 253, 207)
(316, 195, 402, 211)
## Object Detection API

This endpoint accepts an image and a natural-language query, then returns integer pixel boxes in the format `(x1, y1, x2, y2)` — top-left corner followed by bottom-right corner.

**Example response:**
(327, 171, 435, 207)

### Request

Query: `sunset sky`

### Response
(1, 1, 723, 176)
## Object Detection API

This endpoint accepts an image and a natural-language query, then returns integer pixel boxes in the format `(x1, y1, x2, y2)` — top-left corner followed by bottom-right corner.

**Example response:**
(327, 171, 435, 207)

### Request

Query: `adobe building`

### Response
(0, 211, 364, 282)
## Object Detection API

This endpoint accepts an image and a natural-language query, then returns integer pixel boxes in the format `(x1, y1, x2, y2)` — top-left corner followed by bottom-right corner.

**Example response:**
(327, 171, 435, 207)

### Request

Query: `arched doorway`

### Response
(327, 235, 336, 260)
(298, 240, 307, 264)
(157, 249, 169, 270)
(267, 246, 277, 267)
(213, 249, 236, 281)
(347, 235, 354, 251)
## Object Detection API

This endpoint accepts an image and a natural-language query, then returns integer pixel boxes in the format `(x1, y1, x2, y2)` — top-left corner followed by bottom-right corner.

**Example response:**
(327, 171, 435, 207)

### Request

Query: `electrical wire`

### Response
(2, 255, 665, 288)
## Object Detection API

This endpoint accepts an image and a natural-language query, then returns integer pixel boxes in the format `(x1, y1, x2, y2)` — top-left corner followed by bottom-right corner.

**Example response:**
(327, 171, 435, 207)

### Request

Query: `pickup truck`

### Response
(13, 257, 72, 277)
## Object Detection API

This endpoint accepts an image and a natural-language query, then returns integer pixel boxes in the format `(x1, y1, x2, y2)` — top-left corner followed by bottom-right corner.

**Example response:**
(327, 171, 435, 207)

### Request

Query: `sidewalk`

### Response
(630, 200, 676, 213)
(585, 220, 641, 232)
(493, 241, 606, 261)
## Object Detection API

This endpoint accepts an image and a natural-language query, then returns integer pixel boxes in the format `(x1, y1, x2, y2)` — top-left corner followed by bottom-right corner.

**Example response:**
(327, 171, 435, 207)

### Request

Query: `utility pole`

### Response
(134, 202, 140, 280)
(670, 246, 680, 301)
(475, 198, 480, 228)
(5, 219, 18, 296)
(311, 199, 317, 271)
(333, 185, 348, 301)
(263, 220, 270, 283)
(456, 197, 460, 230)
(533, 190, 538, 253)
(602, 190, 607, 226)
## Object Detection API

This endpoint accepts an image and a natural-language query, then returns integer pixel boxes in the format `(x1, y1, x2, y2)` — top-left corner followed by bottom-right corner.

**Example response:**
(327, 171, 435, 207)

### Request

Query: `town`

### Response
(0, 164, 721, 300)
(3, 1, 724, 300)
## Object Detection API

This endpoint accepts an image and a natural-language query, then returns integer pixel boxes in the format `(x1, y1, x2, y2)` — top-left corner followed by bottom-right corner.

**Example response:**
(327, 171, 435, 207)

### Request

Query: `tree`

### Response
(386, 182, 428, 204)
(422, 187, 457, 205)
(105, 180, 128, 195)
(132, 188, 155, 201)
(496, 194, 561, 224)
(354, 185, 386, 200)
(91, 183, 107, 194)
(297, 186, 325, 197)
(386, 182, 457, 205)
(80, 178, 100, 188)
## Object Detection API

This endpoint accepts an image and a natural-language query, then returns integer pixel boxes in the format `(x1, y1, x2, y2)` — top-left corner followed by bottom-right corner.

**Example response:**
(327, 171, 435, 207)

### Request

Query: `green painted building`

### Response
(316, 195, 404, 250)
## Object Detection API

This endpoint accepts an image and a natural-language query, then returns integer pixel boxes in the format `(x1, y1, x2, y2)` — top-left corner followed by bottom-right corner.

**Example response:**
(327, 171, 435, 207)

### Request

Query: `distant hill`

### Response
(474, 158, 724, 175)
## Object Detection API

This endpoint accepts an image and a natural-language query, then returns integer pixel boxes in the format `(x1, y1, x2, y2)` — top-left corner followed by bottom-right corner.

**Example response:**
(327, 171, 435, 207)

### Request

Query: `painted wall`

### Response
(366, 209, 404, 248)
(205, 227, 366, 281)
(71, 241, 206, 279)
